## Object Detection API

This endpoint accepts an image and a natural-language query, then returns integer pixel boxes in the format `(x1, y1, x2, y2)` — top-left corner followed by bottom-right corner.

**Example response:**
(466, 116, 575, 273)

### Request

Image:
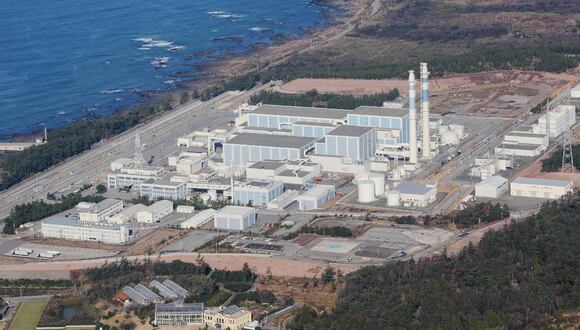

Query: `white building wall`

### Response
(41, 221, 129, 245)
(510, 179, 573, 199)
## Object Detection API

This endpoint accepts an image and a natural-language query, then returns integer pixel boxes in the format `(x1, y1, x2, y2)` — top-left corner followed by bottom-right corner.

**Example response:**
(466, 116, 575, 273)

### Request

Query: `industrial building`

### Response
(495, 143, 546, 157)
(154, 302, 205, 326)
(532, 105, 576, 138)
(297, 185, 336, 211)
(246, 104, 349, 129)
(180, 209, 217, 229)
(136, 200, 173, 223)
(205, 305, 253, 330)
(572, 84, 580, 98)
(108, 204, 148, 224)
(232, 180, 284, 207)
(41, 218, 130, 245)
(475, 176, 509, 198)
(510, 177, 573, 199)
(292, 121, 336, 138)
(214, 206, 256, 231)
(107, 162, 165, 189)
(393, 182, 437, 207)
(314, 125, 376, 162)
(267, 190, 299, 210)
(78, 199, 123, 223)
(222, 133, 316, 166)
(139, 178, 188, 200)
(347, 106, 410, 144)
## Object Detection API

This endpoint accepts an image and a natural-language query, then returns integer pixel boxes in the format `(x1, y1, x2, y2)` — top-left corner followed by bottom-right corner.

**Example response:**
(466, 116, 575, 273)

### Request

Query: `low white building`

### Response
(140, 178, 188, 200)
(572, 83, 580, 98)
(214, 206, 256, 231)
(41, 218, 130, 245)
(233, 180, 284, 207)
(510, 177, 573, 199)
(107, 165, 165, 189)
(267, 190, 299, 210)
(297, 185, 336, 211)
(393, 182, 437, 207)
(137, 200, 174, 223)
(504, 132, 548, 147)
(79, 199, 123, 223)
(109, 204, 149, 224)
(475, 175, 509, 198)
(176, 205, 196, 214)
(495, 143, 545, 157)
(180, 209, 217, 229)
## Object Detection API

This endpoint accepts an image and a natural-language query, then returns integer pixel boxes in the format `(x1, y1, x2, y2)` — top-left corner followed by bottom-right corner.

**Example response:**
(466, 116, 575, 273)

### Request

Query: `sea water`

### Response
(0, 0, 330, 136)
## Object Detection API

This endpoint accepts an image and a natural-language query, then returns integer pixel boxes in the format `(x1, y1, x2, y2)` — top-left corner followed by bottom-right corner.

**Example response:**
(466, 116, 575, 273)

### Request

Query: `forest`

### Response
(249, 89, 400, 109)
(541, 144, 580, 172)
(262, 45, 580, 81)
(288, 192, 580, 329)
(447, 202, 510, 228)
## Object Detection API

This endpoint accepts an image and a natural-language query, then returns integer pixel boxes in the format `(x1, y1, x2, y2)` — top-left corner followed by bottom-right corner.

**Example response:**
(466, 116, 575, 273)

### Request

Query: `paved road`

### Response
(0, 84, 273, 221)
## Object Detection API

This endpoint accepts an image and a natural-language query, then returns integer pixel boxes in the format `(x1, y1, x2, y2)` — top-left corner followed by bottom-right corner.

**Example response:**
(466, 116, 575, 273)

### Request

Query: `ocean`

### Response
(0, 0, 331, 137)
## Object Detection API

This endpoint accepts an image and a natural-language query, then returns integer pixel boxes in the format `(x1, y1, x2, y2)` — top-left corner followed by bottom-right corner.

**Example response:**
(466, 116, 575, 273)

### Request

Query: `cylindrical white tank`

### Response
(353, 171, 370, 185)
(357, 180, 376, 203)
(386, 191, 401, 206)
(368, 173, 385, 197)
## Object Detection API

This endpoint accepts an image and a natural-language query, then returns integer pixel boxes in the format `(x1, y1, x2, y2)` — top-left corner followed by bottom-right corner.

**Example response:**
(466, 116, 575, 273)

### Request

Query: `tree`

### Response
(321, 266, 336, 285)
(96, 184, 107, 194)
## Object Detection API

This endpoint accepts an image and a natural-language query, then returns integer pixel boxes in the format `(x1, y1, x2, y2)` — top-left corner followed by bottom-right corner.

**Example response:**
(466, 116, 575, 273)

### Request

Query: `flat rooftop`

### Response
(44, 218, 123, 229)
(327, 125, 374, 137)
(218, 206, 256, 216)
(497, 143, 542, 151)
(248, 160, 285, 170)
(478, 175, 507, 187)
(351, 106, 408, 118)
(225, 133, 316, 149)
(252, 104, 350, 120)
(155, 302, 204, 313)
(94, 199, 122, 212)
(505, 132, 547, 138)
(394, 182, 434, 195)
(512, 177, 571, 187)
(294, 121, 337, 127)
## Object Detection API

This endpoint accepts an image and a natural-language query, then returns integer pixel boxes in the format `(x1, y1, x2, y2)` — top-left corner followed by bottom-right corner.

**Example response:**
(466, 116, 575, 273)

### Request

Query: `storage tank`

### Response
(353, 171, 370, 184)
(357, 180, 376, 203)
(386, 191, 401, 206)
(368, 173, 385, 197)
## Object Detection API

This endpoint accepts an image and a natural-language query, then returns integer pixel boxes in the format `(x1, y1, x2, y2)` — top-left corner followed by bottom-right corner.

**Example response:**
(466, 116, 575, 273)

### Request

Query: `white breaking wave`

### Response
(100, 89, 123, 94)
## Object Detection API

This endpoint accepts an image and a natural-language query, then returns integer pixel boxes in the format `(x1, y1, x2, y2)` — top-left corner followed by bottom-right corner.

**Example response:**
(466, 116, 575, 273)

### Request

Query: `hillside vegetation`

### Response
(289, 192, 580, 329)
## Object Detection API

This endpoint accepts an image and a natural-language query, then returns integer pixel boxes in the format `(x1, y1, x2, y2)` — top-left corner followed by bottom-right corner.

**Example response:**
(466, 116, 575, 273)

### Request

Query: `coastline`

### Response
(1, 0, 366, 144)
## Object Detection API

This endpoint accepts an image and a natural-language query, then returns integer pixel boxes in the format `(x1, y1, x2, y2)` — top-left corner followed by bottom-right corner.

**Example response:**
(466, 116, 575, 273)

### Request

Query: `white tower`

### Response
(420, 62, 431, 158)
(408, 70, 418, 164)
(133, 134, 145, 167)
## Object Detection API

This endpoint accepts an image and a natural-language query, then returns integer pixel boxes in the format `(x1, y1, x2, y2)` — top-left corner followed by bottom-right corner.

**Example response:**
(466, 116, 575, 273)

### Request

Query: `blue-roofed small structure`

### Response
(135, 283, 161, 302)
(123, 286, 149, 305)
(162, 279, 190, 298)
(150, 280, 178, 299)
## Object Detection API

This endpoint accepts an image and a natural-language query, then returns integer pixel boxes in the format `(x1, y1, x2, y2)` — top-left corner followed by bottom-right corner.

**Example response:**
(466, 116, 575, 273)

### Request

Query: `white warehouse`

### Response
(393, 182, 437, 207)
(140, 178, 188, 200)
(137, 200, 174, 223)
(475, 175, 509, 198)
(232, 180, 284, 207)
(214, 206, 256, 231)
(510, 177, 573, 199)
(314, 125, 376, 162)
(297, 185, 336, 211)
(180, 209, 217, 229)
(41, 218, 130, 245)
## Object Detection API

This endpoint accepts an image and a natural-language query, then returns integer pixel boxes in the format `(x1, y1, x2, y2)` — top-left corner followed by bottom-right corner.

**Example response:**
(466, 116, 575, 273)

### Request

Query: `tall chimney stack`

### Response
(408, 70, 418, 164)
(420, 63, 431, 158)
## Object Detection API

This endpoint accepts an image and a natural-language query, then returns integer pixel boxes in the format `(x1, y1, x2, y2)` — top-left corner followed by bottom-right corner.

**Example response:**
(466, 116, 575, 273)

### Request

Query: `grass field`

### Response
(9, 300, 47, 330)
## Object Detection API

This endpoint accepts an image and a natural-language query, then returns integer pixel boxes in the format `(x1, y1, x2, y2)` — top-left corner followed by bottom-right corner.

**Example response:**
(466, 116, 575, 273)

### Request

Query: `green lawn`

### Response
(9, 300, 48, 330)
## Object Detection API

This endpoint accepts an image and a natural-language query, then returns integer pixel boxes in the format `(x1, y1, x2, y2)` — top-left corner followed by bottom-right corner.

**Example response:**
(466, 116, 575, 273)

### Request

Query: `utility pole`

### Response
(561, 129, 575, 173)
